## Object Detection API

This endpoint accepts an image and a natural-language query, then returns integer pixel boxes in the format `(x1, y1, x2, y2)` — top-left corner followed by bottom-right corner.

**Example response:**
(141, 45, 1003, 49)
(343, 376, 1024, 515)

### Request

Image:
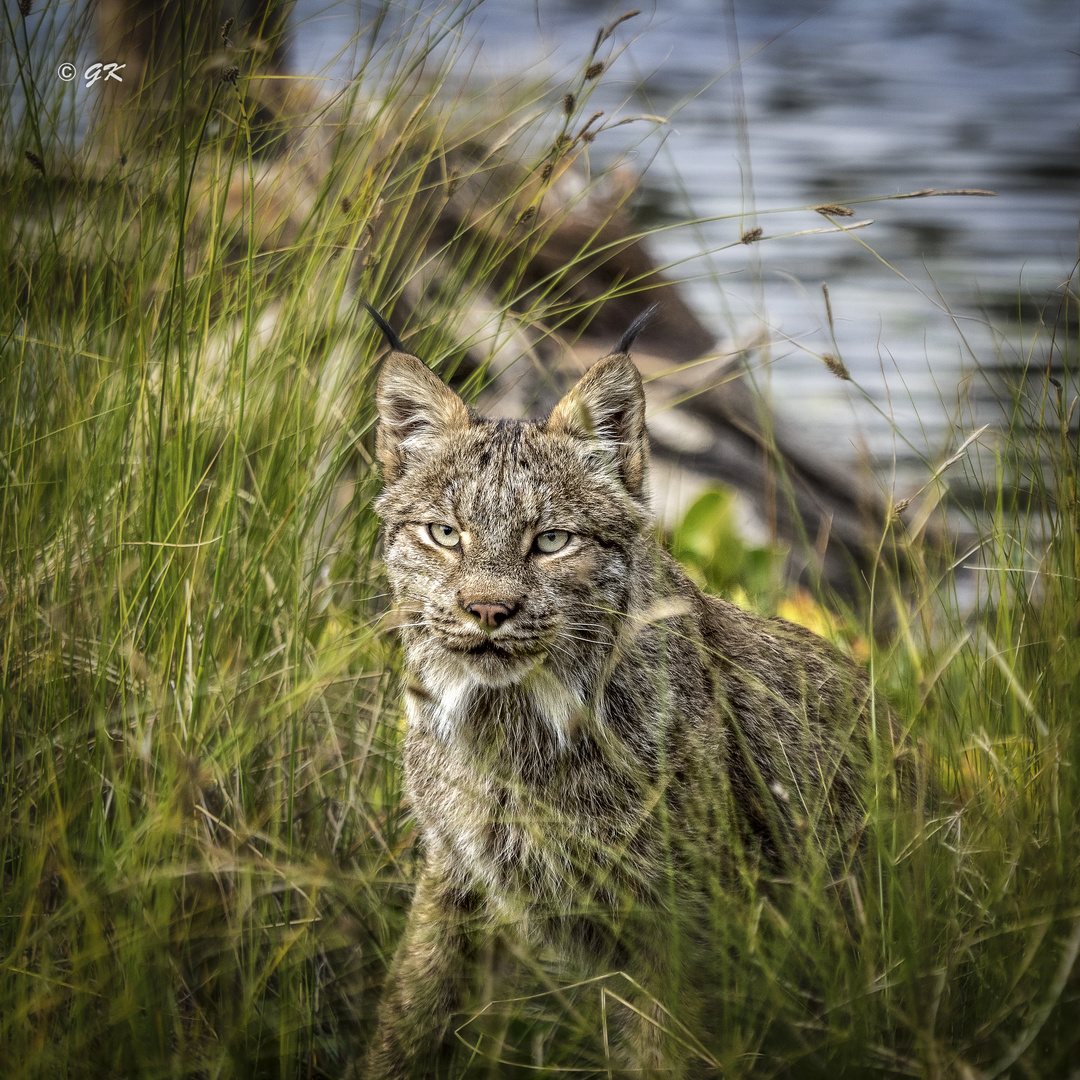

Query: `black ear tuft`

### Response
(615, 303, 660, 356)
(361, 299, 410, 356)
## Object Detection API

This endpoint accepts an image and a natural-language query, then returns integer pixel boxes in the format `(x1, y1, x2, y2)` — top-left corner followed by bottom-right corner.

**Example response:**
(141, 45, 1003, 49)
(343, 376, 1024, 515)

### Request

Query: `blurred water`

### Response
(339, 0, 1075, 495)
(128, 2, 1080, 490)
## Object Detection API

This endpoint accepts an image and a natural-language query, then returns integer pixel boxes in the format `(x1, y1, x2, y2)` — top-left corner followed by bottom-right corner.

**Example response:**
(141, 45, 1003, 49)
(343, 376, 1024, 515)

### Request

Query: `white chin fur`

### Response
(411, 646, 581, 749)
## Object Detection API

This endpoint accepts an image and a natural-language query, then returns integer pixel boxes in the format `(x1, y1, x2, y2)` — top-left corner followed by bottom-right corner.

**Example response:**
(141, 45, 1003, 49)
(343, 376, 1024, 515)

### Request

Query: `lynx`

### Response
(363, 307, 907, 1077)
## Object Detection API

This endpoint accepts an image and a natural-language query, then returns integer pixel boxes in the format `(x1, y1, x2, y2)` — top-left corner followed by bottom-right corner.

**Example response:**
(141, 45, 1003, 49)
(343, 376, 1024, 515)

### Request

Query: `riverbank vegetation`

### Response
(2, 3, 1078, 1077)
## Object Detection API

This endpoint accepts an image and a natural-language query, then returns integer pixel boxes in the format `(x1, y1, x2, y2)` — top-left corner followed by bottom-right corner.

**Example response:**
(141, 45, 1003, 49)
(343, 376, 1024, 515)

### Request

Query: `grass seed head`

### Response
(575, 111, 603, 143)
(222, 66, 239, 85)
(821, 352, 852, 381)
(595, 9, 640, 49)
(740, 226, 763, 244)
(585, 61, 605, 80)
(816, 204, 855, 217)
(563, 92, 576, 115)
(24, 149, 44, 174)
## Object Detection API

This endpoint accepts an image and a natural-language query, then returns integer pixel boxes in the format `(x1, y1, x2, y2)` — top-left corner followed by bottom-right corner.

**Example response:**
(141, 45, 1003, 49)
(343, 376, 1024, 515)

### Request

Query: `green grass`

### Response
(2, 2, 1079, 1077)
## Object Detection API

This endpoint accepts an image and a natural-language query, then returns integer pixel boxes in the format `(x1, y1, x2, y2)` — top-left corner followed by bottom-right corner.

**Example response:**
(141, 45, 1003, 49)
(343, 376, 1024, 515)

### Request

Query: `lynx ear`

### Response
(547, 352, 649, 497)
(376, 350, 470, 482)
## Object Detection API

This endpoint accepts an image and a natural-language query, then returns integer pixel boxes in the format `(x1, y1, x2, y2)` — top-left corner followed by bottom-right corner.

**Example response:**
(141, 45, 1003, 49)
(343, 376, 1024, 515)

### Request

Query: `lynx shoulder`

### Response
(363, 310, 909, 1077)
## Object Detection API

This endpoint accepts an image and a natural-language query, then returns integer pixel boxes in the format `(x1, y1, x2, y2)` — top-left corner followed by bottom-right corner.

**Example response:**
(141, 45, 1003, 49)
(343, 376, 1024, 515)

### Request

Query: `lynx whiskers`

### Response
(361, 304, 911, 1077)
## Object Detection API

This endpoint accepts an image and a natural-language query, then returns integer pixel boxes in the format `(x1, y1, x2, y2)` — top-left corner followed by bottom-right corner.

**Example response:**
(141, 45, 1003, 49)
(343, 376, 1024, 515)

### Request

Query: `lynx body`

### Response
(365, 316, 892, 1076)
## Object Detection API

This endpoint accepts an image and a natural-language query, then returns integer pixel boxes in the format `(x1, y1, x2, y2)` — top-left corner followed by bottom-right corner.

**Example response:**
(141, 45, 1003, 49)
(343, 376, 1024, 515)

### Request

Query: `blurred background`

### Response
(286, 0, 1079, 490)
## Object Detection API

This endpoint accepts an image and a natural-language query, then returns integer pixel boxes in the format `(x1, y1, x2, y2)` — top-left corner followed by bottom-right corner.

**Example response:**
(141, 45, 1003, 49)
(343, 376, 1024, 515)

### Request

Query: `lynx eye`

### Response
(428, 523, 461, 549)
(534, 529, 570, 554)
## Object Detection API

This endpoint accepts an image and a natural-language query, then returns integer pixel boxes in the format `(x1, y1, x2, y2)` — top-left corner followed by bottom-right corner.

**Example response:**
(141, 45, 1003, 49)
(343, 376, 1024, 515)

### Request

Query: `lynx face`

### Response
(374, 344, 652, 740)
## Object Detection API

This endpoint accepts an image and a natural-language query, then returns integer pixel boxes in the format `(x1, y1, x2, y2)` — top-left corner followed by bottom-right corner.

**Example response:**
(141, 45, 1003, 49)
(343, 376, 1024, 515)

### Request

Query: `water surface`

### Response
(295, 0, 1079, 496)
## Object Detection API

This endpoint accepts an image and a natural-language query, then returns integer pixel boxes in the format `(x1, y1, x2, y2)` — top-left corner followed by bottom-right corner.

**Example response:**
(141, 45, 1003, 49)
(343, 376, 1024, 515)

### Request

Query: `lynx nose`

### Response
(463, 600, 519, 630)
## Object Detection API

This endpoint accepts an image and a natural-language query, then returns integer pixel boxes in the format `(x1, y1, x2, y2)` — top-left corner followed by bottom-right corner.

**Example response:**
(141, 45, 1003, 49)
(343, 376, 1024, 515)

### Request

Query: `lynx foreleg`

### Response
(362, 865, 480, 1080)
(606, 911, 699, 1079)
